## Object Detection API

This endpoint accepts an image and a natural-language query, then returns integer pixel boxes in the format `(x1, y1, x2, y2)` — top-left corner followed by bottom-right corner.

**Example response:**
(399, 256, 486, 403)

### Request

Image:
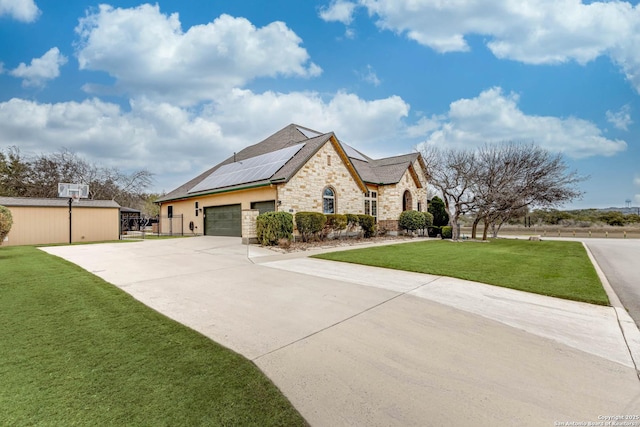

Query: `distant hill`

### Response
(564, 207, 640, 215)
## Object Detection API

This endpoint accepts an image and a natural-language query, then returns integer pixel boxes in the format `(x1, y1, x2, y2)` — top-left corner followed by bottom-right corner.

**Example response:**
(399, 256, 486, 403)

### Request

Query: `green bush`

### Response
(399, 210, 426, 233)
(357, 214, 377, 238)
(422, 211, 434, 228)
(428, 196, 449, 227)
(0, 205, 12, 245)
(295, 212, 327, 242)
(345, 213, 359, 233)
(427, 226, 441, 238)
(441, 226, 452, 239)
(323, 214, 347, 239)
(256, 212, 293, 246)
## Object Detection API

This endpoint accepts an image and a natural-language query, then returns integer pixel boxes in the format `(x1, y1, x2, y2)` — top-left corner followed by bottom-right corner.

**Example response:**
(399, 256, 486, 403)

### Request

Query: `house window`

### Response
(327, 155, 331, 166)
(417, 201, 422, 212)
(323, 187, 336, 214)
(364, 190, 378, 221)
(167, 205, 173, 218)
(195, 201, 199, 217)
(402, 190, 412, 211)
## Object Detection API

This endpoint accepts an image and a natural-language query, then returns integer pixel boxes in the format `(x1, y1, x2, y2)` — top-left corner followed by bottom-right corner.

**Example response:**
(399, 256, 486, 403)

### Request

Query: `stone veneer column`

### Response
(242, 209, 260, 244)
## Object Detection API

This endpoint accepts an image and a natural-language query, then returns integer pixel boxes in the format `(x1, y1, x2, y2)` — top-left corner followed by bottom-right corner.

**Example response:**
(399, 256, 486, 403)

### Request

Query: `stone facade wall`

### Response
(377, 161, 428, 228)
(279, 141, 363, 215)
(241, 209, 259, 244)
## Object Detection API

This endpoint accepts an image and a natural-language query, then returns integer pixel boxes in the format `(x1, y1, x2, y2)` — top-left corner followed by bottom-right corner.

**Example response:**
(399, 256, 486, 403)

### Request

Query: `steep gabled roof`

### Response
(157, 124, 426, 203)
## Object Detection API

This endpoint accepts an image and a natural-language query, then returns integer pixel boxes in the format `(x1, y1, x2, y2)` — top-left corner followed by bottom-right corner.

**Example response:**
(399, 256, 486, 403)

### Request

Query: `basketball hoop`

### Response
(58, 182, 90, 244)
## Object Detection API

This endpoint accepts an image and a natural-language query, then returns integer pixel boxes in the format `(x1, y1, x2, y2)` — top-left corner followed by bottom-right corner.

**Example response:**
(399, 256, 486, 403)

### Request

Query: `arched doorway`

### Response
(402, 190, 412, 211)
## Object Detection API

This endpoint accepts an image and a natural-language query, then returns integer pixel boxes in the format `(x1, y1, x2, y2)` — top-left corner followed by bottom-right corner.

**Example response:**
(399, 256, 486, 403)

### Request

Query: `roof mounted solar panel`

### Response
(188, 143, 305, 194)
(342, 143, 367, 161)
(296, 126, 323, 139)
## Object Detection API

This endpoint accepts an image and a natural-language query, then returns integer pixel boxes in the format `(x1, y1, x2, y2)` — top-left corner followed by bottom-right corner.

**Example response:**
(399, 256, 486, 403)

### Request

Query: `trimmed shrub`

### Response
(345, 213, 359, 234)
(295, 212, 327, 242)
(422, 211, 434, 228)
(427, 226, 441, 238)
(399, 210, 426, 233)
(441, 226, 452, 239)
(357, 214, 377, 238)
(0, 205, 12, 245)
(256, 211, 293, 246)
(323, 214, 348, 239)
(428, 196, 449, 227)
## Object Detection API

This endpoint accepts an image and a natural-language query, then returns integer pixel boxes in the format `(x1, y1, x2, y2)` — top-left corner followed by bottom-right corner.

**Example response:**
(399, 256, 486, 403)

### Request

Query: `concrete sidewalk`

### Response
(42, 237, 640, 425)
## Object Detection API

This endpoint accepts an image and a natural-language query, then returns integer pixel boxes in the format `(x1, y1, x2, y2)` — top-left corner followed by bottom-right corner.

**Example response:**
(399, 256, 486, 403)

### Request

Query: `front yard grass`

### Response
(0, 246, 306, 426)
(314, 239, 609, 306)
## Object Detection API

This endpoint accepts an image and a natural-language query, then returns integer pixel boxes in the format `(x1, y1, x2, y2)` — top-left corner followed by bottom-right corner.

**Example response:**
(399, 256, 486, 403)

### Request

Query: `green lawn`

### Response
(314, 239, 609, 306)
(0, 246, 306, 426)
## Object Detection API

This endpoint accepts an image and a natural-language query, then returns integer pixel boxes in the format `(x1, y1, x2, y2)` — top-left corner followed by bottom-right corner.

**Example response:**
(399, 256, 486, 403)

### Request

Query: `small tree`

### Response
(422, 211, 434, 236)
(0, 205, 13, 245)
(428, 196, 449, 227)
(399, 210, 426, 234)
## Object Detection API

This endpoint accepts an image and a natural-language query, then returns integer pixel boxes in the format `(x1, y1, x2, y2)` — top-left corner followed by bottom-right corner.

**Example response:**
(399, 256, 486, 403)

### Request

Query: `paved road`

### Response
(42, 237, 640, 426)
(584, 239, 640, 326)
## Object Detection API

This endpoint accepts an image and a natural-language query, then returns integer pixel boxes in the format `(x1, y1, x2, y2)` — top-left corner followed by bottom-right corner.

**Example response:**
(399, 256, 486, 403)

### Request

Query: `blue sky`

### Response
(1, 0, 639, 209)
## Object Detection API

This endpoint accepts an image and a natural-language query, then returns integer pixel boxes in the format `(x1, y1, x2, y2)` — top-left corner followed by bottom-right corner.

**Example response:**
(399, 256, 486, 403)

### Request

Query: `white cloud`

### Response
(0, 90, 410, 191)
(345, 0, 640, 92)
(606, 105, 633, 131)
(359, 65, 381, 86)
(0, 0, 39, 22)
(9, 47, 67, 87)
(319, 0, 357, 25)
(634, 176, 640, 187)
(75, 4, 322, 105)
(417, 87, 627, 159)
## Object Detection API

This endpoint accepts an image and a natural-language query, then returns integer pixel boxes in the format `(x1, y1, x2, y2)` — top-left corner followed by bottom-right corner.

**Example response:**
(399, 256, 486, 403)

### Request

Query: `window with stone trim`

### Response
(364, 190, 377, 221)
(323, 186, 336, 214)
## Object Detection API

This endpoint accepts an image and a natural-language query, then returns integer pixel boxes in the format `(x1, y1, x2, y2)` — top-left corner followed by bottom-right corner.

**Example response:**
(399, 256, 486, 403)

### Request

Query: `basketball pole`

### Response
(68, 197, 72, 244)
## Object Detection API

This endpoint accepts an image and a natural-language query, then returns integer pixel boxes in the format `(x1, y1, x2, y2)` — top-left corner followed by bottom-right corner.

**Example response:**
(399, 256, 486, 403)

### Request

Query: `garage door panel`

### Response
(204, 204, 241, 237)
(251, 200, 276, 215)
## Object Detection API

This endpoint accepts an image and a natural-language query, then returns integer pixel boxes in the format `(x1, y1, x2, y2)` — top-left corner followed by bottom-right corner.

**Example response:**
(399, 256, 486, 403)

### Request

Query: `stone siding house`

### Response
(156, 124, 428, 240)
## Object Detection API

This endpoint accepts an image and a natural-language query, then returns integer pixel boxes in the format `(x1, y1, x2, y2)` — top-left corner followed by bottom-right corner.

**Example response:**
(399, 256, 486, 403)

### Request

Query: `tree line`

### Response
(421, 142, 584, 240)
(0, 146, 160, 216)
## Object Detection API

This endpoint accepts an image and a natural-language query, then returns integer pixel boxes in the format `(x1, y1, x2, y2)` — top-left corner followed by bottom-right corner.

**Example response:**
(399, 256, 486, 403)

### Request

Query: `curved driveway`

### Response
(42, 237, 640, 426)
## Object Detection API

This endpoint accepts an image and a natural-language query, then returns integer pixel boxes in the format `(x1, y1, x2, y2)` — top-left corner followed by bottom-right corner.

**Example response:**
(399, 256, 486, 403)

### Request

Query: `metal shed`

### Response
(0, 197, 120, 246)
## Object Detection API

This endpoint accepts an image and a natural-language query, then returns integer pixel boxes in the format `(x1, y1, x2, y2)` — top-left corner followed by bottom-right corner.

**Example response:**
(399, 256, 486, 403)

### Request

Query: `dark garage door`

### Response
(251, 200, 276, 215)
(204, 204, 242, 237)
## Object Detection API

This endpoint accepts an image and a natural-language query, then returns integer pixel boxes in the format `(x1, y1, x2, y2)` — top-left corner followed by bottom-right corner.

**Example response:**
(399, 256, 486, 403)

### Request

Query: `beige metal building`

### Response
(0, 197, 120, 246)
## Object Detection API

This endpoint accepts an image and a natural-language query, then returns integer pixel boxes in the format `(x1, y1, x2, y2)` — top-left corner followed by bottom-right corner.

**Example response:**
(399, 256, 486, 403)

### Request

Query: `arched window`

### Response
(402, 190, 412, 211)
(323, 187, 336, 214)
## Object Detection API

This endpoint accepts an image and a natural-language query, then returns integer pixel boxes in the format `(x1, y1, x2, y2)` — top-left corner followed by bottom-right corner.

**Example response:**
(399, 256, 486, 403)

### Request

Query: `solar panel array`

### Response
(342, 143, 367, 161)
(296, 126, 323, 139)
(188, 143, 305, 194)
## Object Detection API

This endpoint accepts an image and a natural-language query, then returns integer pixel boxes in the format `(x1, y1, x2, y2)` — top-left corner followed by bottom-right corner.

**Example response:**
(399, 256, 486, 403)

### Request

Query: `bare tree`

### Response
(0, 147, 154, 210)
(472, 142, 584, 239)
(421, 142, 584, 240)
(421, 145, 476, 240)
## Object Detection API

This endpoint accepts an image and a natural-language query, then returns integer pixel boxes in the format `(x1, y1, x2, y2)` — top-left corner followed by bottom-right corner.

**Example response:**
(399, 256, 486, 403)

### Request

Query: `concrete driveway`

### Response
(42, 237, 640, 426)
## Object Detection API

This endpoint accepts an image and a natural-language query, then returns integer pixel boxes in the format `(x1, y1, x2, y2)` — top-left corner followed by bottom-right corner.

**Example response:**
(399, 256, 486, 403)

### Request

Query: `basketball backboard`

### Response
(58, 183, 90, 200)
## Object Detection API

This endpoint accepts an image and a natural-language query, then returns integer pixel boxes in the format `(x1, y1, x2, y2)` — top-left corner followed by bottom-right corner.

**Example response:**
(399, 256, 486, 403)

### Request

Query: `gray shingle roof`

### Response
(157, 124, 425, 202)
(0, 197, 120, 208)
